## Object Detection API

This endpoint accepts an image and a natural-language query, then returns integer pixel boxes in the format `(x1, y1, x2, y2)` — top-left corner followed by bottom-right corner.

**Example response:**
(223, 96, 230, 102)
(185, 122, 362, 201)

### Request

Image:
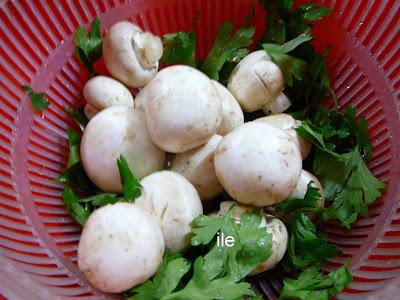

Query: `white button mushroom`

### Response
(218, 201, 288, 274)
(211, 80, 244, 135)
(134, 89, 146, 113)
(262, 92, 291, 115)
(83, 103, 98, 120)
(80, 106, 165, 192)
(171, 134, 223, 200)
(227, 50, 284, 112)
(254, 114, 312, 160)
(83, 76, 134, 119)
(135, 171, 203, 252)
(252, 214, 288, 274)
(78, 203, 164, 293)
(294, 119, 312, 160)
(290, 169, 325, 208)
(103, 21, 163, 88)
(214, 122, 302, 206)
(142, 65, 222, 153)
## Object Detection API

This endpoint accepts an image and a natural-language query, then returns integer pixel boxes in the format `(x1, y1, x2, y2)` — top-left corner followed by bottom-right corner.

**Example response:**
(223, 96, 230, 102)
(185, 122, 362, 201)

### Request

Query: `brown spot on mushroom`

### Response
(160, 204, 168, 222)
(124, 129, 136, 141)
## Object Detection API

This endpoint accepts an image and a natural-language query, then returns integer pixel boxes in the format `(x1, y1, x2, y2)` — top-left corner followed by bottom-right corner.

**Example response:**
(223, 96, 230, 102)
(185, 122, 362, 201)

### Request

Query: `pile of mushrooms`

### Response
(76, 20, 325, 293)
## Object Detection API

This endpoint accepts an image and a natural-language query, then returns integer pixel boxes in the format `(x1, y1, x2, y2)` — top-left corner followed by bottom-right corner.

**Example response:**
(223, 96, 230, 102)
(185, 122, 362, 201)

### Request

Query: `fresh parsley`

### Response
(163, 256, 255, 300)
(74, 17, 102, 74)
(294, 2, 332, 22)
(125, 252, 191, 300)
(273, 183, 322, 221)
(192, 209, 272, 281)
(117, 155, 142, 200)
(317, 148, 385, 228)
(296, 108, 385, 228)
(62, 188, 120, 226)
(56, 128, 96, 192)
(61, 155, 141, 226)
(259, 0, 333, 115)
(284, 212, 340, 271)
(66, 129, 81, 167)
(280, 264, 352, 300)
(201, 22, 255, 80)
(62, 186, 91, 226)
(260, 0, 331, 43)
(161, 31, 197, 67)
(127, 209, 271, 299)
(66, 108, 88, 132)
(263, 33, 313, 86)
(22, 84, 50, 112)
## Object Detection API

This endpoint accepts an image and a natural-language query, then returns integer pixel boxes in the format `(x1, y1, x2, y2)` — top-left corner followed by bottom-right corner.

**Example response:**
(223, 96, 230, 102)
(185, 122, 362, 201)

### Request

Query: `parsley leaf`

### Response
(56, 128, 97, 192)
(307, 106, 371, 159)
(66, 129, 81, 167)
(62, 187, 91, 226)
(284, 212, 340, 270)
(280, 264, 352, 300)
(22, 84, 50, 112)
(161, 31, 196, 67)
(201, 22, 255, 80)
(74, 17, 102, 74)
(273, 183, 322, 221)
(265, 11, 287, 44)
(129, 209, 271, 300)
(343, 106, 371, 161)
(62, 188, 123, 226)
(296, 112, 386, 228)
(230, 211, 273, 280)
(163, 257, 255, 300)
(295, 3, 332, 21)
(117, 155, 142, 200)
(126, 252, 191, 300)
(79, 193, 120, 207)
(56, 162, 96, 192)
(60, 155, 142, 226)
(192, 209, 272, 281)
(191, 213, 231, 246)
(320, 148, 386, 228)
(263, 33, 313, 86)
(66, 108, 88, 132)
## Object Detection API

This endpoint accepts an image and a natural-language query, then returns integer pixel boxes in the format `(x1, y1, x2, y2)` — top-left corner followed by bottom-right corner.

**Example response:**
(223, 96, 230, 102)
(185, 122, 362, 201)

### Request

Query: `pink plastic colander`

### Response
(0, 0, 399, 299)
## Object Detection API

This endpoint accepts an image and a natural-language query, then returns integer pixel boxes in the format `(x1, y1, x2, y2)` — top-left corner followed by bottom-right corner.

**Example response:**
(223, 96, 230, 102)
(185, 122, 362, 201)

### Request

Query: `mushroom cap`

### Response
(252, 214, 288, 274)
(103, 21, 162, 88)
(254, 114, 312, 160)
(135, 171, 203, 252)
(218, 201, 266, 225)
(217, 201, 288, 274)
(294, 120, 312, 159)
(134, 88, 146, 113)
(143, 65, 222, 153)
(214, 122, 302, 206)
(262, 92, 291, 115)
(77, 203, 164, 293)
(212, 80, 244, 135)
(83, 103, 99, 119)
(83, 76, 134, 119)
(290, 169, 325, 208)
(228, 50, 283, 112)
(80, 106, 165, 192)
(171, 134, 224, 200)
